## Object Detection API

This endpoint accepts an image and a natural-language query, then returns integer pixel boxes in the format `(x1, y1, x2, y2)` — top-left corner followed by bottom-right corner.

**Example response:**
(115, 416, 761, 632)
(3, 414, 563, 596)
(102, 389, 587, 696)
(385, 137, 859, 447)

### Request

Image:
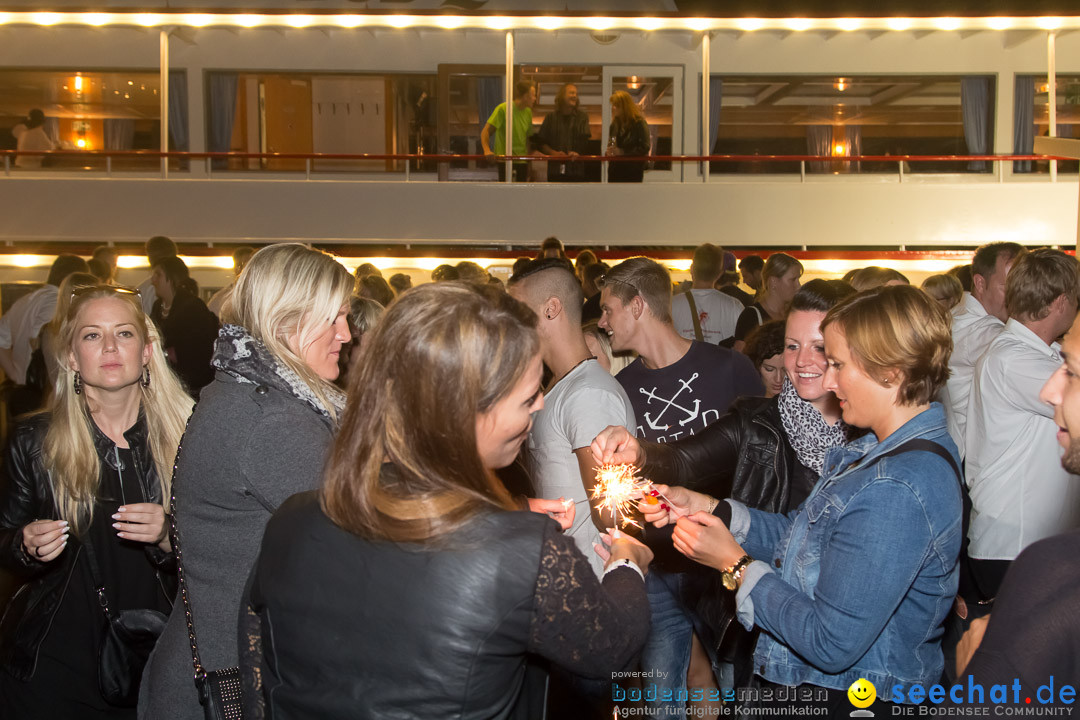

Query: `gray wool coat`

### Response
(138, 372, 335, 720)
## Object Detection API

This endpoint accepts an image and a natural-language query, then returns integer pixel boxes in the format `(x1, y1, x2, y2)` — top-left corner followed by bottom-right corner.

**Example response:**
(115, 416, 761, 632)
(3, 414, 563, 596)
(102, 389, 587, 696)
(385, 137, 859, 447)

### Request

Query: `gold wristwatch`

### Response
(721, 554, 753, 591)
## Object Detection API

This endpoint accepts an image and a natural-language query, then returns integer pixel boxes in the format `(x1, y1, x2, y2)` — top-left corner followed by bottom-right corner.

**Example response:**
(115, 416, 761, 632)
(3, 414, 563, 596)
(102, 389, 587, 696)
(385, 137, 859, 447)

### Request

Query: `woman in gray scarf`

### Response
(139, 244, 354, 720)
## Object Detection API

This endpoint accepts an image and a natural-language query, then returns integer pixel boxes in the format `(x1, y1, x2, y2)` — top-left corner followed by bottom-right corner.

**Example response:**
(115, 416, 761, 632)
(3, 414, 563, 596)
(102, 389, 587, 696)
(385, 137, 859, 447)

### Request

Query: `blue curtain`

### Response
(168, 70, 188, 152)
(707, 75, 723, 155)
(961, 77, 991, 171)
(104, 119, 135, 150)
(807, 125, 832, 172)
(476, 77, 502, 130)
(208, 73, 238, 169)
(1014, 76, 1035, 173)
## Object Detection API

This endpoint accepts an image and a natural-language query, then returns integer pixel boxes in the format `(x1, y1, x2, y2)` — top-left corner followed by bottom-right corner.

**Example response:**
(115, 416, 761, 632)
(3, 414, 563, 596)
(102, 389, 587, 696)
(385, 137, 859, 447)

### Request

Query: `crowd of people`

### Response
(0, 235, 1077, 719)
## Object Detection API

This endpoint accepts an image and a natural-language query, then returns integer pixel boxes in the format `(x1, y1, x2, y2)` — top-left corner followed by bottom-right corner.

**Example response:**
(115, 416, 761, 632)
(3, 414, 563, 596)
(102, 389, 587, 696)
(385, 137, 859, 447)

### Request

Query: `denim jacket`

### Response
(727, 403, 961, 698)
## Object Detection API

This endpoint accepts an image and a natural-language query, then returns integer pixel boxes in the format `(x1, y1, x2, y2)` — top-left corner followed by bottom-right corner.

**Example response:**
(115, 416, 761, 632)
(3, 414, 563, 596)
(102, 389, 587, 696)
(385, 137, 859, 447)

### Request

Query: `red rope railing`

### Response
(0, 150, 1065, 163)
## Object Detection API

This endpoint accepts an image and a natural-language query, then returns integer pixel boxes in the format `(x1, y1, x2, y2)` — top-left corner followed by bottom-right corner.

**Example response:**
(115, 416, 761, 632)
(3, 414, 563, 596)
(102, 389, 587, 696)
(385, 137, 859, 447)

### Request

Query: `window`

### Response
(1, 69, 172, 170)
(711, 75, 995, 174)
(206, 71, 435, 173)
(1016, 74, 1080, 173)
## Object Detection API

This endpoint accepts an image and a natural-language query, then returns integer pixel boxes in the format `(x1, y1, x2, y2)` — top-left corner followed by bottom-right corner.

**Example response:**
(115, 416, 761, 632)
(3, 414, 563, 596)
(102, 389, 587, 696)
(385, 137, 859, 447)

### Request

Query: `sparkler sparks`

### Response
(591, 463, 649, 529)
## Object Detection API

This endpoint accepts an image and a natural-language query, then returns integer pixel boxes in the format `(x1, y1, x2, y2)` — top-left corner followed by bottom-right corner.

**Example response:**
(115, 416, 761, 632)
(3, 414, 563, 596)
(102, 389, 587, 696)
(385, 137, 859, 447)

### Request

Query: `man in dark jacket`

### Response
(534, 83, 592, 182)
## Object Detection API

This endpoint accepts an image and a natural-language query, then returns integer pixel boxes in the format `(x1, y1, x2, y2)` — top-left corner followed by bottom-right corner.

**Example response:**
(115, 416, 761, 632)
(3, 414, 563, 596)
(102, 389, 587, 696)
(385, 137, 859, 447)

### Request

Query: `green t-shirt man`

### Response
(485, 102, 533, 157)
(481, 82, 537, 166)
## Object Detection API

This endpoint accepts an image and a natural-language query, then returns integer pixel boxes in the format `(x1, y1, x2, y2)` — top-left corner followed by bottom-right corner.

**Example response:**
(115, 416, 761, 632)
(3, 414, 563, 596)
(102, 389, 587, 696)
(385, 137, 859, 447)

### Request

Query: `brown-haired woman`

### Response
(607, 91, 650, 182)
(240, 282, 653, 718)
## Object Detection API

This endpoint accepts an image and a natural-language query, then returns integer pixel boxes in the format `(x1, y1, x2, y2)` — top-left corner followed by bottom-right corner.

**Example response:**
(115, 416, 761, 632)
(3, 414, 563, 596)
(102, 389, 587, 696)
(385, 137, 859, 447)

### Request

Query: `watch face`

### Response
(721, 573, 737, 591)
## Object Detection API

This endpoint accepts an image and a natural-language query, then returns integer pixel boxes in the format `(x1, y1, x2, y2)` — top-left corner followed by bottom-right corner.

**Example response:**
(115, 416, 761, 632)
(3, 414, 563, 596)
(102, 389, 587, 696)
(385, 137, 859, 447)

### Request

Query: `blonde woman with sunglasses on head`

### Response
(0, 285, 193, 718)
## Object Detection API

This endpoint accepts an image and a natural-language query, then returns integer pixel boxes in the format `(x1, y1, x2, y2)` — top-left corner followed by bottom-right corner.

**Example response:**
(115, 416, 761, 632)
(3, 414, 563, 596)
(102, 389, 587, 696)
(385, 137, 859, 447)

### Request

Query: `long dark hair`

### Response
(321, 282, 540, 543)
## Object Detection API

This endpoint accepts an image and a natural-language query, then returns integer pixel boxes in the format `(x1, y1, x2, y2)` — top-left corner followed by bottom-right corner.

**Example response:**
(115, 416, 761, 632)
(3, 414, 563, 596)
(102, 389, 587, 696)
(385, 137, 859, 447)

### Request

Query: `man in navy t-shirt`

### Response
(598, 256, 763, 717)
(598, 257, 763, 444)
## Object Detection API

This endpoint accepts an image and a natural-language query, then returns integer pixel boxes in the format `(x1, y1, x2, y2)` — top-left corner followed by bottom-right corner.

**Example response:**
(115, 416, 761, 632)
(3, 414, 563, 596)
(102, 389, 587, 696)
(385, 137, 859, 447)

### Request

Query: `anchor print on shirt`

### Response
(640, 372, 701, 432)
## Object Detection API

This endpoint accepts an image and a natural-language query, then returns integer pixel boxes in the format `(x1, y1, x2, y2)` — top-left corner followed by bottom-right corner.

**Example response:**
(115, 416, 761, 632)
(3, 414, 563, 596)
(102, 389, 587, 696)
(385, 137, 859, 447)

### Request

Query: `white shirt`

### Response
(0, 285, 58, 384)
(942, 292, 1004, 458)
(671, 288, 743, 345)
(965, 319, 1080, 560)
(138, 276, 157, 316)
(12, 124, 55, 169)
(526, 359, 637, 577)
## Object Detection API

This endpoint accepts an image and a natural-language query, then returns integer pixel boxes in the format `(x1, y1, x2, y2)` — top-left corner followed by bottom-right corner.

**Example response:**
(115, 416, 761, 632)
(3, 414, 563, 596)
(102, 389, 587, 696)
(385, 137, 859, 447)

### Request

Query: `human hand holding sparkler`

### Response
(636, 484, 716, 528)
(527, 496, 576, 531)
(590, 425, 645, 467)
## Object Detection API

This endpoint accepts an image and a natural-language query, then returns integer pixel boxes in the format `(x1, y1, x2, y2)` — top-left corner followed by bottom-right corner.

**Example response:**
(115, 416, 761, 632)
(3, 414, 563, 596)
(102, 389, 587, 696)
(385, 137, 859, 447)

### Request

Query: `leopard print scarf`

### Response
(777, 378, 848, 475)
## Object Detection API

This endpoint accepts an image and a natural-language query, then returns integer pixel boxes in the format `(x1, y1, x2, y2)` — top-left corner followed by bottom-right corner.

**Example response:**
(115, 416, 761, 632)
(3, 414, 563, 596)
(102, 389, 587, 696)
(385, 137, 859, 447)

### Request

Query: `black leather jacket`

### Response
(642, 395, 817, 512)
(640, 395, 820, 683)
(244, 493, 643, 719)
(0, 412, 175, 680)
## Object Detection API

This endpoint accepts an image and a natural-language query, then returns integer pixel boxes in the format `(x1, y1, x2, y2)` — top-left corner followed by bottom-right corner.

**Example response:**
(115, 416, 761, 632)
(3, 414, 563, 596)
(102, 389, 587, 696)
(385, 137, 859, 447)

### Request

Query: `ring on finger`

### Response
(35, 545, 42, 557)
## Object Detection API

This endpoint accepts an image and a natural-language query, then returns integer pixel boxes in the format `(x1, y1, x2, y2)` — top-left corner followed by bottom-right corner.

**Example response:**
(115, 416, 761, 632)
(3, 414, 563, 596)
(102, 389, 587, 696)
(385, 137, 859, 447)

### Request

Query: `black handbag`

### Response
(170, 430, 244, 720)
(81, 536, 167, 707)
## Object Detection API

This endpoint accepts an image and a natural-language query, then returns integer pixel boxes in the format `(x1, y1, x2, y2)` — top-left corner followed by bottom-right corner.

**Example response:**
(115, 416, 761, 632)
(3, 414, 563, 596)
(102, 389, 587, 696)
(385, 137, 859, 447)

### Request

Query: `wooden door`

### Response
(261, 75, 312, 171)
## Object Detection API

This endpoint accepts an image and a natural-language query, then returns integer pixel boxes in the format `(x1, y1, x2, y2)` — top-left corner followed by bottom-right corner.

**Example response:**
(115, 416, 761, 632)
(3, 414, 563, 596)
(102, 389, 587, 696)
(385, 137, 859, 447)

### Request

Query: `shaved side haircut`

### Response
(509, 258, 584, 326)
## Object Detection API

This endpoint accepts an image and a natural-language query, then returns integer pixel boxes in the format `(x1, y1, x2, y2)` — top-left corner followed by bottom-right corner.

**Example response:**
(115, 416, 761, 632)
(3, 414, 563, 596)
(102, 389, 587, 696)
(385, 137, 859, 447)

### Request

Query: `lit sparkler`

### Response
(591, 463, 663, 529)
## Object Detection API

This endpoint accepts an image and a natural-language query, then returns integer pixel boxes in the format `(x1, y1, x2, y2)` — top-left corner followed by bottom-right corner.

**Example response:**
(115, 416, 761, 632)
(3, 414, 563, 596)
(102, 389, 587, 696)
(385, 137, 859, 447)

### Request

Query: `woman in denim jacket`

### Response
(639, 286, 962, 712)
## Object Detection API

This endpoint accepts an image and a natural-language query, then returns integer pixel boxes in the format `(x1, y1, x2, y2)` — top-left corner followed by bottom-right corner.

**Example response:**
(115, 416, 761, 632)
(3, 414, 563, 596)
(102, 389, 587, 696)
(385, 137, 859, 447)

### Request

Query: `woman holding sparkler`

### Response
(240, 282, 653, 719)
(634, 286, 961, 712)
(591, 279, 853, 688)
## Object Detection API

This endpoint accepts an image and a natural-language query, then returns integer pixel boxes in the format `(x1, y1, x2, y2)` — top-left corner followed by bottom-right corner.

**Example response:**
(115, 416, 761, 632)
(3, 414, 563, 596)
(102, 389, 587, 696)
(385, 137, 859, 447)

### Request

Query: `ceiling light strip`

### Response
(0, 13, 1076, 32)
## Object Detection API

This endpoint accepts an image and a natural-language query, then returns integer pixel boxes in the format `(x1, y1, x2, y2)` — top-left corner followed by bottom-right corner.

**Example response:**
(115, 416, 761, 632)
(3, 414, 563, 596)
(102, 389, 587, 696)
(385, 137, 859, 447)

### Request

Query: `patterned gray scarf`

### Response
(211, 324, 345, 423)
(777, 378, 848, 474)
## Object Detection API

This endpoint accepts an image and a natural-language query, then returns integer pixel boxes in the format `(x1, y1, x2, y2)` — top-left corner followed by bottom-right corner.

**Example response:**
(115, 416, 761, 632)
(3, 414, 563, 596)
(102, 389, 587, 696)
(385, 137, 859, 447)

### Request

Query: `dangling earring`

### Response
(73, 371, 83, 395)
(142, 366, 151, 389)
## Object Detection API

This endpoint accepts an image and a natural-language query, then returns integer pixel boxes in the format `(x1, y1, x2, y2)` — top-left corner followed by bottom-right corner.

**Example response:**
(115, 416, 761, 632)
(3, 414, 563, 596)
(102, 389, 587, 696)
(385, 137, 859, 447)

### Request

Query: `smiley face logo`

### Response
(847, 678, 876, 709)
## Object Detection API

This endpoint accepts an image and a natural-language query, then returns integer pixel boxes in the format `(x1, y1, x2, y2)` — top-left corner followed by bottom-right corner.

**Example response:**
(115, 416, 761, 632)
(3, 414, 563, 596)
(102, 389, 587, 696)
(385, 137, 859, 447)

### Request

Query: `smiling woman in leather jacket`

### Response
(0, 285, 192, 718)
(592, 279, 854, 687)
(241, 283, 654, 719)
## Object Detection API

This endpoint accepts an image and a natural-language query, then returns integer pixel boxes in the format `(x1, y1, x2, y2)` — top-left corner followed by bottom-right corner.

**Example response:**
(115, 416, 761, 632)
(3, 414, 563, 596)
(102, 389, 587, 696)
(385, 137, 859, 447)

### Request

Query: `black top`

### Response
(615, 340, 765, 444)
(34, 447, 169, 710)
(582, 292, 602, 323)
(959, 530, 1080, 702)
(734, 302, 769, 342)
(241, 491, 650, 719)
(151, 290, 219, 396)
(609, 117, 650, 183)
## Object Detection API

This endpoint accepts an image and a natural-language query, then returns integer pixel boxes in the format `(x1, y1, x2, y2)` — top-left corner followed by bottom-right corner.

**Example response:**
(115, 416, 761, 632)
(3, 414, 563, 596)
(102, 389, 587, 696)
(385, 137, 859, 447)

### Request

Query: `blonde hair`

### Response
(221, 243, 355, 422)
(44, 288, 193, 535)
(601, 256, 673, 324)
(762, 253, 804, 291)
(322, 283, 538, 543)
(921, 274, 964, 311)
(609, 91, 644, 130)
(822, 285, 952, 407)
